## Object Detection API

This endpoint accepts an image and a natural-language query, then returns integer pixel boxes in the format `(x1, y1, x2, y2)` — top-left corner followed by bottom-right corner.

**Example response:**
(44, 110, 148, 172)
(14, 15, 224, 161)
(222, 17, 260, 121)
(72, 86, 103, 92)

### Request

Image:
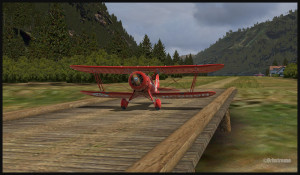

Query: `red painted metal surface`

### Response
(190, 73, 198, 92)
(70, 64, 224, 74)
(80, 90, 216, 99)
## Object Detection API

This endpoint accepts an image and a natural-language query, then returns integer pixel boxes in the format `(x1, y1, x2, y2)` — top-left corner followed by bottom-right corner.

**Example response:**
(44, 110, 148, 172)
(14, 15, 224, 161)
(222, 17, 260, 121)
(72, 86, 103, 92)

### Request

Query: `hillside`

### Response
(193, 10, 297, 75)
(3, 2, 138, 60)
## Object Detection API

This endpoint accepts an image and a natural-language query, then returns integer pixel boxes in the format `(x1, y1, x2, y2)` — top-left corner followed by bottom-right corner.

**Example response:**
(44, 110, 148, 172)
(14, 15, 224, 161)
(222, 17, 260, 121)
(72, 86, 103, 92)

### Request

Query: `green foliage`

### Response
(164, 53, 173, 66)
(2, 3, 34, 59)
(271, 74, 280, 77)
(3, 2, 138, 60)
(272, 59, 278, 66)
(140, 34, 153, 59)
(193, 10, 297, 75)
(172, 50, 180, 64)
(284, 63, 297, 78)
(152, 39, 167, 63)
(184, 54, 194, 65)
(26, 3, 71, 61)
(265, 68, 269, 76)
(3, 50, 166, 83)
(2, 2, 182, 84)
(283, 57, 288, 66)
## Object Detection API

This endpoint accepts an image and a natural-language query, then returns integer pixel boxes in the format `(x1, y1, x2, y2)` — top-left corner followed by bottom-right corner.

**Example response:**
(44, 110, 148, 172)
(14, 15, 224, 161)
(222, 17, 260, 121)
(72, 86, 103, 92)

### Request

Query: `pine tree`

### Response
(265, 68, 270, 76)
(2, 3, 32, 59)
(184, 54, 194, 65)
(152, 39, 166, 63)
(272, 59, 278, 66)
(164, 53, 173, 65)
(70, 31, 99, 56)
(140, 34, 152, 58)
(47, 3, 71, 61)
(283, 57, 288, 66)
(173, 50, 180, 65)
(106, 31, 131, 61)
(178, 57, 184, 65)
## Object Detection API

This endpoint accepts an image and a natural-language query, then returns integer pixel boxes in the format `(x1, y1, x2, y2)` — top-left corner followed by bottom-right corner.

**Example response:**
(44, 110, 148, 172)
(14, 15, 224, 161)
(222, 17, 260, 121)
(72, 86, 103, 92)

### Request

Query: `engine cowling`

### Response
(128, 71, 150, 91)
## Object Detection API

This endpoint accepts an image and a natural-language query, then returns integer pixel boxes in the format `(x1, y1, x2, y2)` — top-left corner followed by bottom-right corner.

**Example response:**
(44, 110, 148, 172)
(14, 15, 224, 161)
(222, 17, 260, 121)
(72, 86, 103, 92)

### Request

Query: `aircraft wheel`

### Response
(121, 98, 128, 110)
(154, 99, 161, 110)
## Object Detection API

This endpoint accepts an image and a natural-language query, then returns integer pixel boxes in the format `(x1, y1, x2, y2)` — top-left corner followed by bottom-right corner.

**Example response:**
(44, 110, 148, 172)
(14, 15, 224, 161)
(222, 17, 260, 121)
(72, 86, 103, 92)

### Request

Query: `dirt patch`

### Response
(198, 77, 239, 89)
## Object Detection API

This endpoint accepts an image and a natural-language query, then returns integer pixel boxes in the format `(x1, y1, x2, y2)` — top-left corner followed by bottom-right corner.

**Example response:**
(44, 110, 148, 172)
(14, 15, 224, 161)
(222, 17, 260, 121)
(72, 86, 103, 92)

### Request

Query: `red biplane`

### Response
(70, 64, 224, 110)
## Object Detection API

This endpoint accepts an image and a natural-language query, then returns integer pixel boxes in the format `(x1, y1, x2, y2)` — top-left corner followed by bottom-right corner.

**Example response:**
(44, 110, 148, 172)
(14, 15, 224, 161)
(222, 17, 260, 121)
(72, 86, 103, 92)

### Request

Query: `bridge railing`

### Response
(126, 87, 237, 172)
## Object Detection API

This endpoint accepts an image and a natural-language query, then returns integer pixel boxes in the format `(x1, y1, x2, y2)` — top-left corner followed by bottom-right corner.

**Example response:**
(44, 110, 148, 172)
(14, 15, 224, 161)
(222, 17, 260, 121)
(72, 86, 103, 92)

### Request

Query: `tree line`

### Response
(3, 3, 194, 83)
(193, 9, 297, 76)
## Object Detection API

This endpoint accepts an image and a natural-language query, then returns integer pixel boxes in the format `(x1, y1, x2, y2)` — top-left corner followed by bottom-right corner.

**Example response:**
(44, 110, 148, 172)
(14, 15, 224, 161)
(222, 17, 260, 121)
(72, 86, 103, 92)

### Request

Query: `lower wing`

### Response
(80, 91, 132, 98)
(153, 91, 216, 99)
(157, 87, 179, 91)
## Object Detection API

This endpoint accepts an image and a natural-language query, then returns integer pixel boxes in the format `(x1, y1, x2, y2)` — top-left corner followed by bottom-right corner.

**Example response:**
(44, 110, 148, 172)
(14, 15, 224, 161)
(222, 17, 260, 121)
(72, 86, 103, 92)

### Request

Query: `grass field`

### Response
(196, 76, 297, 172)
(2, 76, 297, 172)
(2, 76, 228, 112)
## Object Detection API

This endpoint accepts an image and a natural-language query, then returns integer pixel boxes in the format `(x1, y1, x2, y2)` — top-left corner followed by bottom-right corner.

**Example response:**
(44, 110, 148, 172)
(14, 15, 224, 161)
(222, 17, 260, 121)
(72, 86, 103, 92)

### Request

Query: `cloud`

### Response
(193, 3, 278, 26)
(106, 3, 297, 56)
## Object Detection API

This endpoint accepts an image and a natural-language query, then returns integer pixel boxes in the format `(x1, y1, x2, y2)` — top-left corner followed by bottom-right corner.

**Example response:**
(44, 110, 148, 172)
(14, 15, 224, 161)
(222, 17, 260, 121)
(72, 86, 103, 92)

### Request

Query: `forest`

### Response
(193, 10, 298, 76)
(3, 2, 193, 83)
(3, 3, 296, 82)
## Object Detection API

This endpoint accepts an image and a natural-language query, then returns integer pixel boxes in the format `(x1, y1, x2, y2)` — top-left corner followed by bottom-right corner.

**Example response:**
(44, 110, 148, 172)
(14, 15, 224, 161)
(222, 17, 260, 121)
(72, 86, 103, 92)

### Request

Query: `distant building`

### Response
(269, 66, 286, 77)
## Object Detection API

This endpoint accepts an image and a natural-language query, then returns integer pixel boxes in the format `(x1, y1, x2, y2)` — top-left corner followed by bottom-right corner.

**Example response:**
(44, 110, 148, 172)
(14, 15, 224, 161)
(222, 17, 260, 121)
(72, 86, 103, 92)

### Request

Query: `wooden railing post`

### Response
(218, 109, 231, 132)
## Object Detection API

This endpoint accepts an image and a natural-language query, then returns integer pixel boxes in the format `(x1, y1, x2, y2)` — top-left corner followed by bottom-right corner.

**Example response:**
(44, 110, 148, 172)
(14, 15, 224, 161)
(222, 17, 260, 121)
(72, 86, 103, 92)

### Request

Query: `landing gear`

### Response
(121, 98, 129, 110)
(154, 99, 161, 110)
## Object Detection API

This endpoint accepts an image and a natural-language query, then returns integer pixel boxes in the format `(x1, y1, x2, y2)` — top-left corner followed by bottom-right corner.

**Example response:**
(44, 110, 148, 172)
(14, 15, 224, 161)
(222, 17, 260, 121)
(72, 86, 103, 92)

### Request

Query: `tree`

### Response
(172, 50, 180, 64)
(284, 63, 297, 78)
(152, 39, 166, 63)
(106, 31, 131, 61)
(70, 31, 99, 56)
(283, 58, 288, 66)
(178, 57, 184, 65)
(29, 3, 71, 61)
(164, 53, 173, 65)
(2, 3, 34, 59)
(140, 34, 152, 58)
(265, 68, 270, 76)
(184, 54, 194, 65)
(272, 59, 278, 66)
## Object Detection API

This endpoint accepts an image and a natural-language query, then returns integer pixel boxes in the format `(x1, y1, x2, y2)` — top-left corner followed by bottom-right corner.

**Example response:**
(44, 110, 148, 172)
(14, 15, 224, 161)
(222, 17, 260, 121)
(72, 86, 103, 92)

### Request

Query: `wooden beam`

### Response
(126, 87, 237, 172)
(218, 109, 231, 132)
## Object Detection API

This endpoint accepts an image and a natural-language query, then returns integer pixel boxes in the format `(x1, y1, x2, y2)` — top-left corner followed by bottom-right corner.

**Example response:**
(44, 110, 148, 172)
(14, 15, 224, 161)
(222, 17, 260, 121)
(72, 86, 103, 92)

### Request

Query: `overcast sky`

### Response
(106, 3, 297, 56)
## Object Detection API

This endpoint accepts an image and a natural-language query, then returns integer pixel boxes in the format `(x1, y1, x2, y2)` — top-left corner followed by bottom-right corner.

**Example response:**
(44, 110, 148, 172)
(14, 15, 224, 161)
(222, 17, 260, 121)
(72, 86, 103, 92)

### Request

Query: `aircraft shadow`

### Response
(79, 103, 202, 111)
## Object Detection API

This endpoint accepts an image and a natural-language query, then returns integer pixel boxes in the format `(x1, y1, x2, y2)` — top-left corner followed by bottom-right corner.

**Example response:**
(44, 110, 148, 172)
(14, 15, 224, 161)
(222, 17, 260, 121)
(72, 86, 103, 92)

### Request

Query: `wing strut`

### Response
(190, 73, 198, 92)
(93, 73, 105, 92)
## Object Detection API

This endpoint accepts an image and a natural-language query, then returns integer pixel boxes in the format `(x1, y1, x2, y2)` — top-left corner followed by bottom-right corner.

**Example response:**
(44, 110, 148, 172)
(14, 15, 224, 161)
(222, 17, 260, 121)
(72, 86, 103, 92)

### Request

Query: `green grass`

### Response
(160, 76, 229, 90)
(224, 76, 261, 88)
(2, 76, 229, 112)
(196, 76, 297, 172)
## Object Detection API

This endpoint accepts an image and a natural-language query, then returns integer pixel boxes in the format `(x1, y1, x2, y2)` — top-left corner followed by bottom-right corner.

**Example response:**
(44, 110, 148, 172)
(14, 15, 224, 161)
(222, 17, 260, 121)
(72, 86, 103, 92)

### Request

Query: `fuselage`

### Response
(128, 71, 156, 94)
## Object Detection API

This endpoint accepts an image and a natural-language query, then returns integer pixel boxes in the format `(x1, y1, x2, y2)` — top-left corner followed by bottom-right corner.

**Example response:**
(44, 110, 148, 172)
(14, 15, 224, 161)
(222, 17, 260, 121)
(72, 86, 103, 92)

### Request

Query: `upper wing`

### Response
(153, 91, 216, 99)
(70, 64, 224, 74)
(80, 91, 132, 98)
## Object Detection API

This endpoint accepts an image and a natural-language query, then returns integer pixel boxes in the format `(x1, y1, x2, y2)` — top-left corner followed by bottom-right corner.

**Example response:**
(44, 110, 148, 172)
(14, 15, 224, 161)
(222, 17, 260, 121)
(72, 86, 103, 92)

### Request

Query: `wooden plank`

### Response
(173, 88, 237, 172)
(3, 98, 115, 122)
(126, 87, 236, 172)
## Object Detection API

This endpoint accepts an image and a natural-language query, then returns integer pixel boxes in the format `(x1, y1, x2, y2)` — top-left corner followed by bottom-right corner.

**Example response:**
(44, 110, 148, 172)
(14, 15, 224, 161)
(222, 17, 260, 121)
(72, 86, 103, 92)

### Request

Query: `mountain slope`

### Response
(193, 10, 297, 75)
(3, 2, 138, 59)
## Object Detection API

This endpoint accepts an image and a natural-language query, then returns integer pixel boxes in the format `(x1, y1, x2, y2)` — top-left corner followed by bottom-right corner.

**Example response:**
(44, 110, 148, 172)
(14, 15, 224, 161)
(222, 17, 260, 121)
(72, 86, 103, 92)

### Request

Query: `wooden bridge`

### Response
(3, 87, 237, 172)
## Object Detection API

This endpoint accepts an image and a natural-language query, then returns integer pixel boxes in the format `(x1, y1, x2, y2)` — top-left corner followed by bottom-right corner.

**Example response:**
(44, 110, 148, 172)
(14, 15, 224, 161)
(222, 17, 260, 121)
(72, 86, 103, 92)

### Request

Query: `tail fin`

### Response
(155, 74, 159, 92)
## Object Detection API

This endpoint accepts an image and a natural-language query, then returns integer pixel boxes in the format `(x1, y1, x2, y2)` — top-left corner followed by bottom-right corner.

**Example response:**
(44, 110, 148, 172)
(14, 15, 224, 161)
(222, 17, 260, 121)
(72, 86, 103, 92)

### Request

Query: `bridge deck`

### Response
(3, 88, 234, 172)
